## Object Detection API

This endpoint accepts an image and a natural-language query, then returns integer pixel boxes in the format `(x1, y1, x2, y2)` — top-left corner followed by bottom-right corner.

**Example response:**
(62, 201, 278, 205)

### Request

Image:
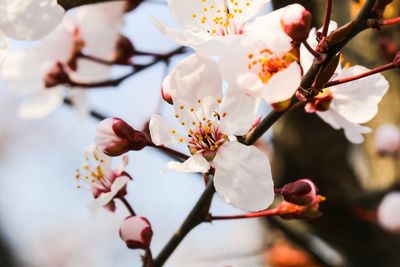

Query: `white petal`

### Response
(213, 141, 274, 211)
(167, 0, 224, 31)
(152, 17, 243, 56)
(95, 118, 120, 150)
(166, 153, 210, 173)
(219, 87, 257, 136)
(95, 192, 115, 207)
(260, 62, 302, 103)
(237, 62, 301, 103)
(149, 114, 184, 146)
(110, 176, 130, 194)
(0, 0, 65, 40)
(18, 89, 63, 119)
(317, 110, 371, 144)
(245, 8, 292, 56)
(219, 35, 264, 88)
(329, 65, 389, 124)
(169, 54, 222, 123)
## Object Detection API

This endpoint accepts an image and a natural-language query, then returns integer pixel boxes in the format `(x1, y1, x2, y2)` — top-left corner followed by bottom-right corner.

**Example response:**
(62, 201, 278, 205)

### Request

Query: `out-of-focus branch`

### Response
(58, 0, 122, 10)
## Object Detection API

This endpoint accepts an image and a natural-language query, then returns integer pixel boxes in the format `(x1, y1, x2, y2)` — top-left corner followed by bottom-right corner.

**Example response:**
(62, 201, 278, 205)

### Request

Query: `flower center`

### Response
(247, 48, 299, 83)
(191, 0, 252, 36)
(75, 150, 114, 195)
(304, 88, 333, 113)
(188, 121, 228, 161)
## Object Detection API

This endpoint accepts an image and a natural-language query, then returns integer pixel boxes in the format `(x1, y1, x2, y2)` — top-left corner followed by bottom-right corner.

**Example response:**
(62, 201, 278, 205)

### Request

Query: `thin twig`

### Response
(120, 197, 136, 216)
(325, 62, 395, 87)
(322, 0, 333, 37)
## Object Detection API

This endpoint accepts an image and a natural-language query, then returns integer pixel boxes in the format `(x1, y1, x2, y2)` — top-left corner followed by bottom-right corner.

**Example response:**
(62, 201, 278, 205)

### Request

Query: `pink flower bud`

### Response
(96, 118, 151, 156)
(119, 216, 153, 249)
(44, 62, 70, 88)
(161, 74, 173, 105)
(377, 192, 400, 233)
(281, 179, 317, 206)
(281, 4, 312, 43)
(374, 124, 400, 156)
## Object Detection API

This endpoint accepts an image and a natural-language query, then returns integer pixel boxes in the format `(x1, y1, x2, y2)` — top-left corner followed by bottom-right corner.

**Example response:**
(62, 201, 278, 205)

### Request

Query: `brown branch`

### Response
(58, 0, 123, 10)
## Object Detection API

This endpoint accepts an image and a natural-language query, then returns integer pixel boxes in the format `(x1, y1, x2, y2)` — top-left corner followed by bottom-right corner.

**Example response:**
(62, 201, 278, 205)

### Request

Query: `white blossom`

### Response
(301, 22, 388, 144)
(153, 0, 270, 56)
(149, 54, 274, 211)
(0, 2, 126, 119)
(219, 7, 302, 104)
(76, 146, 131, 212)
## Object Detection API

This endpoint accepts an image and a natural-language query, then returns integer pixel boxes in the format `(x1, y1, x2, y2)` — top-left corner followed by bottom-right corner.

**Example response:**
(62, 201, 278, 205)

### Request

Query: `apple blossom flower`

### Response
(377, 192, 400, 233)
(96, 118, 151, 156)
(153, 0, 270, 56)
(119, 216, 153, 250)
(304, 65, 388, 144)
(301, 22, 389, 144)
(0, 2, 126, 119)
(149, 54, 274, 211)
(219, 7, 302, 104)
(374, 124, 400, 156)
(76, 146, 132, 212)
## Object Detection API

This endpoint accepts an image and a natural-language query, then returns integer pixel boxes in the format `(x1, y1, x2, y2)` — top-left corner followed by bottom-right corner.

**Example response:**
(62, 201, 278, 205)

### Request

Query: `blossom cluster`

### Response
(1, 0, 399, 266)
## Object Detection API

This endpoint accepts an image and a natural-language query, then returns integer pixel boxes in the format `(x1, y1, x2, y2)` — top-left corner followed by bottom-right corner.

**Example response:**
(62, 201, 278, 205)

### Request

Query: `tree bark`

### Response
(271, 0, 400, 266)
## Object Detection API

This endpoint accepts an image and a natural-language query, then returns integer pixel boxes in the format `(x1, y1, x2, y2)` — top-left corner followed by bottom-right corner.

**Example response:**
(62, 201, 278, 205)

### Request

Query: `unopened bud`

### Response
(119, 216, 153, 249)
(377, 192, 400, 233)
(374, 124, 400, 156)
(281, 4, 311, 43)
(161, 74, 173, 105)
(281, 179, 317, 206)
(44, 62, 70, 88)
(113, 35, 135, 65)
(96, 118, 151, 156)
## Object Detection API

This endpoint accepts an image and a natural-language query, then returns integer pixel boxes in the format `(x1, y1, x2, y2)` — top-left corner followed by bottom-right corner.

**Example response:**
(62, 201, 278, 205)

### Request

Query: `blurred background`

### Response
(0, 0, 399, 266)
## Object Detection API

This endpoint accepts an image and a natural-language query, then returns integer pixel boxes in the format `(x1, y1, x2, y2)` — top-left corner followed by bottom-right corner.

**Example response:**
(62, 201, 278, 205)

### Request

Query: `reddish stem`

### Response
(381, 17, 400, 27)
(322, 0, 333, 37)
(302, 40, 321, 58)
(152, 145, 190, 161)
(119, 197, 136, 216)
(209, 208, 281, 221)
(325, 62, 395, 87)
